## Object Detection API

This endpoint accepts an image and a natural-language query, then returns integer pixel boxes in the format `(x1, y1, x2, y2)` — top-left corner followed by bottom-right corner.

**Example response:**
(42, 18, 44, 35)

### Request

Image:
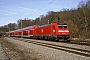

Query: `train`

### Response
(6, 22, 70, 41)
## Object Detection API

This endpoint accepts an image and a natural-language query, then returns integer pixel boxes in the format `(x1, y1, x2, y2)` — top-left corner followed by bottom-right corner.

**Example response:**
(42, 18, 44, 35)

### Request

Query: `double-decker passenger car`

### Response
(21, 26, 36, 37)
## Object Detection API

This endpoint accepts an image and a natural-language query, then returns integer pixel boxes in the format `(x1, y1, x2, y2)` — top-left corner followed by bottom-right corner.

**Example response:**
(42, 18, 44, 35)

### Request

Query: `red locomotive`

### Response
(6, 22, 70, 41)
(35, 22, 70, 41)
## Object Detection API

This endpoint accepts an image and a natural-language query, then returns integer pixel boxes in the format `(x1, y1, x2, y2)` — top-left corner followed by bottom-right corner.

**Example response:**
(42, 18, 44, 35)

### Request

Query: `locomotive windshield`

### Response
(58, 25, 67, 28)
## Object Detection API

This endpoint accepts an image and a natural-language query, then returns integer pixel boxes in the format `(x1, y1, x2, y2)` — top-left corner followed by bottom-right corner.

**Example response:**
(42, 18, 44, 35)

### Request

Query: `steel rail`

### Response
(17, 39, 90, 57)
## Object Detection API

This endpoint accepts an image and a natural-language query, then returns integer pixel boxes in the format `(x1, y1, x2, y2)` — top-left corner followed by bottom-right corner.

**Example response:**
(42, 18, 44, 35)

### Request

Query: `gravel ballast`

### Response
(0, 43, 10, 60)
(5, 37, 90, 60)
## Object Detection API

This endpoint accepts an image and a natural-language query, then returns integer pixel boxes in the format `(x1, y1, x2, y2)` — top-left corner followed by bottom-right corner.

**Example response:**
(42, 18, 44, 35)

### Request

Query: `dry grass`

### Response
(0, 37, 39, 60)
(70, 38, 90, 42)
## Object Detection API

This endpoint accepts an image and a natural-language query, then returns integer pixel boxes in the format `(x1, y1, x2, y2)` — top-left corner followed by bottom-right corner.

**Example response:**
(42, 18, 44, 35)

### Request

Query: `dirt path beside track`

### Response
(0, 37, 46, 60)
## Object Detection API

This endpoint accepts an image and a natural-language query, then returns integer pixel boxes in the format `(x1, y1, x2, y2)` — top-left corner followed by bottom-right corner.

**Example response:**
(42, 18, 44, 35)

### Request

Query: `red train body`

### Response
(6, 22, 70, 41)
(21, 26, 36, 37)
(35, 22, 70, 41)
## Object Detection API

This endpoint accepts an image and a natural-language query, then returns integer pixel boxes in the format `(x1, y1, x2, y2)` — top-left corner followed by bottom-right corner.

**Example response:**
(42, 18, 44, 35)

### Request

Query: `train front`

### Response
(57, 24, 70, 41)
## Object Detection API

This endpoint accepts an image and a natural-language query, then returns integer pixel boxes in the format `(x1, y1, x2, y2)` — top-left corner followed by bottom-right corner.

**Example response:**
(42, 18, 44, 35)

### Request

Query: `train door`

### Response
(52, 25, 56, 36)
(30, 29, 35, 36)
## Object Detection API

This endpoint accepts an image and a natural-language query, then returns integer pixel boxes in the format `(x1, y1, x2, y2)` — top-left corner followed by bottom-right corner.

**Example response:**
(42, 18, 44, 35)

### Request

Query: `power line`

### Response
(31, 0, 43, 8)
(34, 0, 43, 6)
(38, 0, 55, 11)
(30, 0, 55, 16)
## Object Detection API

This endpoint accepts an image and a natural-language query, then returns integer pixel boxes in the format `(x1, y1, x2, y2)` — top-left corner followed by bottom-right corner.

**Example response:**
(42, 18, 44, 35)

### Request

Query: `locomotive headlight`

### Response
(53, 30, 55, 32)
(58, 30, 69, 32)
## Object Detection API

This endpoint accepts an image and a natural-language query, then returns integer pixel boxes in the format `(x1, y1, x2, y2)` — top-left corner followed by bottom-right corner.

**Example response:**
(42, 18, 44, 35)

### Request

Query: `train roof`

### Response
(7, 25, 39, 33)
(21, 25, 39, 30)
(37, 24, 51, 28)
(21, 26, 32, 30)
(7, 29, 22, 33)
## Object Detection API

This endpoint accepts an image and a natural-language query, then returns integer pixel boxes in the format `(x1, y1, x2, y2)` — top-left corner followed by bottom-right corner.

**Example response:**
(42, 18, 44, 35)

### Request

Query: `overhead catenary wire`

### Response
(30, 0, 43, 9)
(15, 0, 55, 21)
(14, 0, 55, 19)
(37, 0, 55, 12)
(34, 0, 43, 7)
(30, 0, 55, 16)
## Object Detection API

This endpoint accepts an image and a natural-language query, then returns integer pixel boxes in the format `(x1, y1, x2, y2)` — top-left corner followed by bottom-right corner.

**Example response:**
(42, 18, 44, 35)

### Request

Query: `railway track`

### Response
(25, 37, 90, 46)
(12, 37, 90, 46)
(13, 37, 90, 57)
(61, 40, 90, 46)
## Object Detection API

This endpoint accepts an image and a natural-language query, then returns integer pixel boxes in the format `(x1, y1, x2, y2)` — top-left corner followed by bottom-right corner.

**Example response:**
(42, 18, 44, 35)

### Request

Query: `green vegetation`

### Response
(0, 0, 90, 39)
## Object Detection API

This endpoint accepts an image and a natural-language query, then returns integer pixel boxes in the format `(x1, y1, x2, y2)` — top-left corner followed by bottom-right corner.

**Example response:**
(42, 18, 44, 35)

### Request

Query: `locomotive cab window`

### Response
(58, 25, 67, 28)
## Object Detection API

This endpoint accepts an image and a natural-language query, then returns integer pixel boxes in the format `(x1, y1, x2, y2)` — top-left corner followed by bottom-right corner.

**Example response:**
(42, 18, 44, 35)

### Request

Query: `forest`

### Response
(0, 0, 90, 39)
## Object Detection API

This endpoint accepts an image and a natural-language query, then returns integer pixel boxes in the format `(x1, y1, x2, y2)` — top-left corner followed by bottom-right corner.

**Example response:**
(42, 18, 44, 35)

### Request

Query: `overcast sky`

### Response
(0, 0, 85, 26)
